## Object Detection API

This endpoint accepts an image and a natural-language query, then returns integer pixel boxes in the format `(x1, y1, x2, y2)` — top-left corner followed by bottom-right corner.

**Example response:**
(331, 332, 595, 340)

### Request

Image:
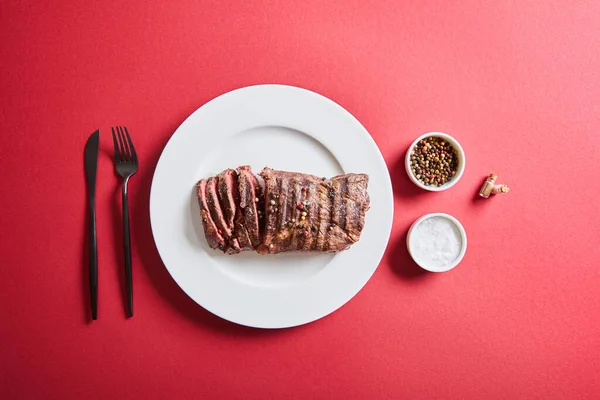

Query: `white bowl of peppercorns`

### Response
(405, 132, 465, 191)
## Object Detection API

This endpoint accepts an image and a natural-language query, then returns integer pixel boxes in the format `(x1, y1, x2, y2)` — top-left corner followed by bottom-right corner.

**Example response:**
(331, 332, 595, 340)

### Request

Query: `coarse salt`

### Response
(409, 216, 462, 268)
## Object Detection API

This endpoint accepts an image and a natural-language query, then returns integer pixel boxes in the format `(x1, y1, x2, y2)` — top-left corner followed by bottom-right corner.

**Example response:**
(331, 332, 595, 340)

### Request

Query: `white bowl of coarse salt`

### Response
(406, 213, 467, 272)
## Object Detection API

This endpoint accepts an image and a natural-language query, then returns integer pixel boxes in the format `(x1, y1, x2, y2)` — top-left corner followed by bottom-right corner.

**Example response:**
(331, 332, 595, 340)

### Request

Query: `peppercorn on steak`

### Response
(196, 166, 370, 254)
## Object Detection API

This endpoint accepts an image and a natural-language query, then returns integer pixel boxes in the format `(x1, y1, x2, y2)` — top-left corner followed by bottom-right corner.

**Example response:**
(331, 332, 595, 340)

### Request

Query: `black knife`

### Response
(84, 130, 100, 320)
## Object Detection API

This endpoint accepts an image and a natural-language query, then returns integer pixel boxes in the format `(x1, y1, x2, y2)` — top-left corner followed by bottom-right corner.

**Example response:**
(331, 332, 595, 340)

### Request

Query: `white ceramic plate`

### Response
(149, 84, 393, 328)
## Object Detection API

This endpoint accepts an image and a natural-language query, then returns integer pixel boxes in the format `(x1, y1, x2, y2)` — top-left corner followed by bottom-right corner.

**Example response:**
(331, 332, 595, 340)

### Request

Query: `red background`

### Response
(1, 1, 599, 399)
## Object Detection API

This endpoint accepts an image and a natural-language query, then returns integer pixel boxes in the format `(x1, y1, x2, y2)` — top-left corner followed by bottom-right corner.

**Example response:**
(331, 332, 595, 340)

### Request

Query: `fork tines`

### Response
(111, 126, 138, 164)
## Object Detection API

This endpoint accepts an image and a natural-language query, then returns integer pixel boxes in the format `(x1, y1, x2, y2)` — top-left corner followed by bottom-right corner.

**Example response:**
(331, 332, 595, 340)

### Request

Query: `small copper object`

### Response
(479, 174, 509, 198)
(491, 184, 510, 195)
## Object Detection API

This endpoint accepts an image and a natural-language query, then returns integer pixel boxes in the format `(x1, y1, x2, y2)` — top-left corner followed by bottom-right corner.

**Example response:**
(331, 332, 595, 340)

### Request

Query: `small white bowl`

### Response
(406, 213, 467, 272)
(405, 132, 466, 191)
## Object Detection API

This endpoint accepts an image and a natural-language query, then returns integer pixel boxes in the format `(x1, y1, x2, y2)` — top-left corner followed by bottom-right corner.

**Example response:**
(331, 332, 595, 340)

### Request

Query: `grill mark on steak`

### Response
(259, 169, 276, 253)
(271, 176, 289, 253)
(316, 180, 332, 251)
(344, 178, 356, 241)
(276, 177, 286, 231)
(196, 179, 226, 250)
(280, 178, 289, 230)
(345, 200, 359, 243)
(340, 176, 349, 231)
(269, 176, 291, 253)
(330, 177, 342, 228)
(281, 178, 296, 250)
(310, 180, 322, 251)
(299, 180, 309, 251)
(327, 178, 344, 252)
(288, 179, 300, 251)
(301, 178, 317, 251)
(295, 178, 307, 251)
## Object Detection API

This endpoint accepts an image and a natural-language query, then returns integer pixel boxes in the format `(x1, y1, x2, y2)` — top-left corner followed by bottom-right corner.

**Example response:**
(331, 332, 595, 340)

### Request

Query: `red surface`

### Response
(1, 1, 599, 399)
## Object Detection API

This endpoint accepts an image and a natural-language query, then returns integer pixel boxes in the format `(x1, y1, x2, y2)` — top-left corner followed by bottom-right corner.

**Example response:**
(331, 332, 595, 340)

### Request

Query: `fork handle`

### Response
(122, 179, 133, 317)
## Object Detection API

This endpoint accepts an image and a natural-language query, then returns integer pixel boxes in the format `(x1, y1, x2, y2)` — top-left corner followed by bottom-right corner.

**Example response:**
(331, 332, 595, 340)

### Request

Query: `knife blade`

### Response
(84, 129, 100, 320)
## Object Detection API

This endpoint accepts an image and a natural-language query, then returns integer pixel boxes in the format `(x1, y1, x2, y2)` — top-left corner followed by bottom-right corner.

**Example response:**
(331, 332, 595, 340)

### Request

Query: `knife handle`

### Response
(89, 199, 98, 320)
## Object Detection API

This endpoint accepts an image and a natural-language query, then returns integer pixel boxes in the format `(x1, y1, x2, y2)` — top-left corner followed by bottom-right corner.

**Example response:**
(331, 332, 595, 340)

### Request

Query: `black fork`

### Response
(111, 126, 139, 317)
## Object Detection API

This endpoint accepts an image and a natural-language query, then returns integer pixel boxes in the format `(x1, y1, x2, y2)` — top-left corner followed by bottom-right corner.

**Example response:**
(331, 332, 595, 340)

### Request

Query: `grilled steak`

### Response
(196, 166, 369, 255)
(258, 167, 370, 254)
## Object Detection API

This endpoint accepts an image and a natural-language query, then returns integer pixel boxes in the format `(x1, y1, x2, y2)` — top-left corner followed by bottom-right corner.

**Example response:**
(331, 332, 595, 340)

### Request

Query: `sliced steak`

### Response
(236, 166, 263, 248)
(216, 169, 237, 231)
(258, 167, 370, 254)
(207, 176, 241, 254)
(197, 167, 369, 255)
(217, 169, 252, 251)
(196, 179, 226, 251)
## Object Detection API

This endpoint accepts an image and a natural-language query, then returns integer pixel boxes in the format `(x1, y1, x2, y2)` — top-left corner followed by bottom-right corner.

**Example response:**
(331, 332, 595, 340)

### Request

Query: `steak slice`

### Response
(196, 179, 226, 251)
(207, 176, 241, 254)
(216, 169, 237, 231)
(236, 166, 263, 248)
(258, 167, 370, 254)
(217, 169, 252, 251)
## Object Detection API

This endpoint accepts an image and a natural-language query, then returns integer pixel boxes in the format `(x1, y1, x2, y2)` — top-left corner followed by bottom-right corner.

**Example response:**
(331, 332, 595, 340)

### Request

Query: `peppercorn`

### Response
(409, 136, 458, 186)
